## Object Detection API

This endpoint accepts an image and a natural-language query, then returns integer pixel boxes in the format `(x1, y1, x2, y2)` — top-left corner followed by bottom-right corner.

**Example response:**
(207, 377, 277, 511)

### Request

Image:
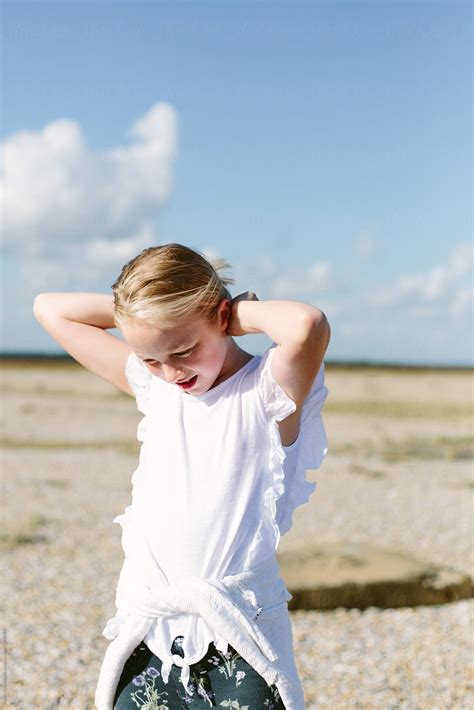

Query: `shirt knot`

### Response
(160, 651, 191, 689)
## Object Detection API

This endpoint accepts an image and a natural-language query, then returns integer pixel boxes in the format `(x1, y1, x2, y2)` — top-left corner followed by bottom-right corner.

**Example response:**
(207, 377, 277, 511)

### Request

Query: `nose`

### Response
(161, 363, 183, 383)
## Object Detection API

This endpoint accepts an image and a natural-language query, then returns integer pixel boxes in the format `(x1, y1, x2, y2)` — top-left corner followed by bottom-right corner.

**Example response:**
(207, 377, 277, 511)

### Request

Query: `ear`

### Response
(216, 298, 231, 332)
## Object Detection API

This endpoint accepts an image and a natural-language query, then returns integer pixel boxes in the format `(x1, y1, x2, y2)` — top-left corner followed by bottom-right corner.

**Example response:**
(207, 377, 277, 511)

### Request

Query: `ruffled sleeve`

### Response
(255, 344, 298, 422)
(276, 360, 329, 537)
(125, 351, 152, 416)
(124, 352, 154, 485)
(250, 343, 329, 558)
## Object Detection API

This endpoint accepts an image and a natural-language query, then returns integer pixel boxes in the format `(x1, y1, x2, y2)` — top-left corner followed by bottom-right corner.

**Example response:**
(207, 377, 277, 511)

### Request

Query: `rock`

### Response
(277, 542, 474, 610)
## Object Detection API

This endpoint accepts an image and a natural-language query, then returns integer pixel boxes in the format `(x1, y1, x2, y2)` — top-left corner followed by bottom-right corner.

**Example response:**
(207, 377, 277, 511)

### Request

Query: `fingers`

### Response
(233, 291, 259, 302)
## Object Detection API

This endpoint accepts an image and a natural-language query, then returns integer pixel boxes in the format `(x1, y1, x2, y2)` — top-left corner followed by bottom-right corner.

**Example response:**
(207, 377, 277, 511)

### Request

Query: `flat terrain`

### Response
(1, 361, 473, 709)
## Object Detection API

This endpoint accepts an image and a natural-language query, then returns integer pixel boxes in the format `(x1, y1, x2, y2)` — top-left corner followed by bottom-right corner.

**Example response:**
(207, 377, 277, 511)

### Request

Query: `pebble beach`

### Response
(1, 360, 473, 709)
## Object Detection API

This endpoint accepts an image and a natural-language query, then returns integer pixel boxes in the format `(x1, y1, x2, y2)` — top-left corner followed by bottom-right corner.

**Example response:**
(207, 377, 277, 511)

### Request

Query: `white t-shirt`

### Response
(114, 342, 329, 670)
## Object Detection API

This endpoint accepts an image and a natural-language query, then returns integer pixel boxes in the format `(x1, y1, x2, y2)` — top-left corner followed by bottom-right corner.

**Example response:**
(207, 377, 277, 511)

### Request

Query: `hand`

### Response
(226, 291, 259, 336)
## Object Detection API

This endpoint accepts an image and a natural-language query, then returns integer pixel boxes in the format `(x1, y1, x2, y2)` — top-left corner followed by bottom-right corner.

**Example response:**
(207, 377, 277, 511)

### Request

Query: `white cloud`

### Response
(0, 101, 178, 246)
(20, 258, 66, 296)
(85, 222, 160, 265)
(450, 285, 473, 318)
(1, 102, 178, 298)
(246, 260, 333, 299)
(308, 260, 331, 290)
(229, 255, 344, 319)
(368, 242, 473, 307)
(269, 275, 302, 298)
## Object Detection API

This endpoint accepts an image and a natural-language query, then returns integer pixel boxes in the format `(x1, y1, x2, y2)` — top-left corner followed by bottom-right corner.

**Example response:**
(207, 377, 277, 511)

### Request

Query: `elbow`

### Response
(301, 308, 330, 336)
(283, 306, 331, 349)
(317, 312, 331, 350)
(33, 294, 48, 321)
(301, 309, 331, 350)
(319, 312, 331, 346)
(33, 295, 42, 319)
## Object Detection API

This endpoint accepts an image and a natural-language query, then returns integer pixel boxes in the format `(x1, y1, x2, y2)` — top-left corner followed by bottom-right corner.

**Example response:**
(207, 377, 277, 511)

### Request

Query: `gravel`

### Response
(2, 364, 472, 709)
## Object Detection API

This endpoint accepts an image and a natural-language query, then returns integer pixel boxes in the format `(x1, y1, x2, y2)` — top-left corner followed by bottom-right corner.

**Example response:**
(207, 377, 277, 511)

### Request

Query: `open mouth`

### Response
(176, 375, 198, 389)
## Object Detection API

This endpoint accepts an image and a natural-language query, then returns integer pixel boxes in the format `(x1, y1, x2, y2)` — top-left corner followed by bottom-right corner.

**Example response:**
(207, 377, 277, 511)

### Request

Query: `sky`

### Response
(1, 0, 472, 365)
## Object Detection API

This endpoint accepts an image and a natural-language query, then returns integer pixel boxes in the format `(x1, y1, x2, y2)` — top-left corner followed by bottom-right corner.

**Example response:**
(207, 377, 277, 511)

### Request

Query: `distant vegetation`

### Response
(1, 353, 472, 372)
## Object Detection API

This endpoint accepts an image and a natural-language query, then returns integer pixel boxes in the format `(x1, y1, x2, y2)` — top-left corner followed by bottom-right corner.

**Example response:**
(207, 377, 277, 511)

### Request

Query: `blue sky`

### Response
(1, 0, 472, 365)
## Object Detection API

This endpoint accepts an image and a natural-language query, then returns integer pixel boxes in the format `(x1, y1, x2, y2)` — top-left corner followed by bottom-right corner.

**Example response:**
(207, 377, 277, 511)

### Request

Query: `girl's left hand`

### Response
(226, 291, 259, 336)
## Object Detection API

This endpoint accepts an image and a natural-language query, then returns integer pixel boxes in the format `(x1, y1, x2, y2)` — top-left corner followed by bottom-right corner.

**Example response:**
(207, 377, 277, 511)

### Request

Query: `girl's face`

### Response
(121, 301, 231, 395)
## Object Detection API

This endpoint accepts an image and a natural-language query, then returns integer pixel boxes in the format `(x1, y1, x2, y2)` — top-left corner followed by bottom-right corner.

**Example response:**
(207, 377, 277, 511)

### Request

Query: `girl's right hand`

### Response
(231, 291, 259, 306)
(226, 291, 259, 336)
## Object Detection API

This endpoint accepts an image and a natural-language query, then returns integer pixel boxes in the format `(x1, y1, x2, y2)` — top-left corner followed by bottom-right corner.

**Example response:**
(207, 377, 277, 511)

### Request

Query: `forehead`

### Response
(123, 318, 209, 355)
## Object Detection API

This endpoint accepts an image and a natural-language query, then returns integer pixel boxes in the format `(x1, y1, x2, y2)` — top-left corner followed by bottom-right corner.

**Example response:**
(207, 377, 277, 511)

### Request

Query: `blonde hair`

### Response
(111, 243, 235, 330)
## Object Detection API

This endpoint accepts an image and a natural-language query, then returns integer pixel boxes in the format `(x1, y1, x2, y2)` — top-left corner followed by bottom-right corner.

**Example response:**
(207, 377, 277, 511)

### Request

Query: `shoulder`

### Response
(125, 352, 154, 415)
(251, 342, 328, 442)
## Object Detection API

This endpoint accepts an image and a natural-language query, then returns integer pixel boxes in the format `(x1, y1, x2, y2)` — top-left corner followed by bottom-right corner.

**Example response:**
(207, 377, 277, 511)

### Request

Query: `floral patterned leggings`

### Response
(113, 635, 286, 709)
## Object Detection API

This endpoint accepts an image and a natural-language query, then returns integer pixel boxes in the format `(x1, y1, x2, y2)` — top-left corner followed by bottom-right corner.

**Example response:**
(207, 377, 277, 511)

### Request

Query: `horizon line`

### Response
(0, 352, 472, 371)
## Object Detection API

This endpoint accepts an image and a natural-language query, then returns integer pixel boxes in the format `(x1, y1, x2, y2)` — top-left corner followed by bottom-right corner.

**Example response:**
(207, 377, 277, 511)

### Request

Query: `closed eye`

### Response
(142, 348, 194, 364)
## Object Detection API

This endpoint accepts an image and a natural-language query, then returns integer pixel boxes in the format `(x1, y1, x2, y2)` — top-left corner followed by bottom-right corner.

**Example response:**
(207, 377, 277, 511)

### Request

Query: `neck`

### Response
(215, 339, 254, 386)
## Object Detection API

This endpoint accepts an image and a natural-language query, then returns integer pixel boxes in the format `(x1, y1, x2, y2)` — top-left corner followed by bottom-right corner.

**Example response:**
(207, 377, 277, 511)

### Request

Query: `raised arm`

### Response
(228, 296, 330, 407)
(33, 292, 134, 396)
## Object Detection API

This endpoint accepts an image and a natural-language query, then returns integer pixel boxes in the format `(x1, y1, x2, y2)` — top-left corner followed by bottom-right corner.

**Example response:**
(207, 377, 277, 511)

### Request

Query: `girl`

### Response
(33, 243, 331, 710)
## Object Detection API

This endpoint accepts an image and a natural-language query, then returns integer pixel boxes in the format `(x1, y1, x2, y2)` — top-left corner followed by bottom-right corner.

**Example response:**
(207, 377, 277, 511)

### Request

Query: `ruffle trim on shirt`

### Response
(278, 385, 328, 537)
(246, 345, 329, 566)
(244, 347, 296, 567)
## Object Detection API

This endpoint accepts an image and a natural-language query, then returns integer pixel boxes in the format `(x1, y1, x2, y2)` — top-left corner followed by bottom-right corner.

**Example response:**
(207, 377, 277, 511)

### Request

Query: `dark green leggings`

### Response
(113, 635, 286, 709)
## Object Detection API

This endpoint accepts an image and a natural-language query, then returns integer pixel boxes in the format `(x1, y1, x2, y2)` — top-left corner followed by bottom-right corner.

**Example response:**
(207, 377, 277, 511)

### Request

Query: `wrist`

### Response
(232, 300, 264, 335)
